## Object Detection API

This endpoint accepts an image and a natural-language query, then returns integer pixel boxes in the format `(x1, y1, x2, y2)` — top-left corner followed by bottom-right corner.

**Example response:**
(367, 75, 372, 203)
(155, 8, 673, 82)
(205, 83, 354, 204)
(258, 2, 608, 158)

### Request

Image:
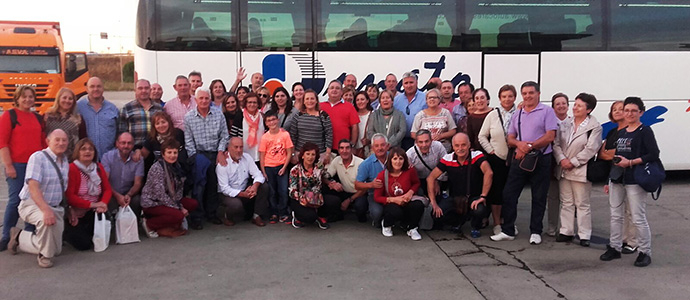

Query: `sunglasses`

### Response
(406, 106, 410, 115)
(258, 94, 269, 98)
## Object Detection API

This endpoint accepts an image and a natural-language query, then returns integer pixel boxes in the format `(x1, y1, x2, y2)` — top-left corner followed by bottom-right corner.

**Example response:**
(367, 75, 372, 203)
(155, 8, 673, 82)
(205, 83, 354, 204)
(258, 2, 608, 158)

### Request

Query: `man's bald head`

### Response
(86, 77, 104, 101)
(47, 129, 69, 156)
(228, 137, 244, 161)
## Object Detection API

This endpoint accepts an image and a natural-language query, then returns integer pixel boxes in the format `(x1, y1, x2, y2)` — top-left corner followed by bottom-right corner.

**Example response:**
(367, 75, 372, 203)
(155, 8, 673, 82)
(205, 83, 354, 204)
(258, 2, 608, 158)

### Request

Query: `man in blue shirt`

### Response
(393, 72, 427, 150)
(77, 77, 119, 160)
(355, 133, 389, 227)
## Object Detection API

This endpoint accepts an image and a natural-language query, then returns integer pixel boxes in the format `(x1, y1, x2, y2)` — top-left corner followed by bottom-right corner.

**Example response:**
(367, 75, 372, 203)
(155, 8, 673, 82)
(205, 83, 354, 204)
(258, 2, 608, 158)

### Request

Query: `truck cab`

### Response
(0, 21, 89, 113)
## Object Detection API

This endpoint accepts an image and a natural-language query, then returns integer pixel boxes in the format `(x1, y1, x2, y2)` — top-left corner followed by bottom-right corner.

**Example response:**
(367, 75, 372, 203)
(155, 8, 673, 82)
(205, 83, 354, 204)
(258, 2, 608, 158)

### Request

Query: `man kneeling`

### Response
(426, 133, 493, 238)
(7, 129, 69, 268)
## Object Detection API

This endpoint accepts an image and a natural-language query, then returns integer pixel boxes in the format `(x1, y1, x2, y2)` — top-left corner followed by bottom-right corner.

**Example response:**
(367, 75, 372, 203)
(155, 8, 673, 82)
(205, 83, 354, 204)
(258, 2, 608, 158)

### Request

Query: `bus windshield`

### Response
(0, 55, 60, 73)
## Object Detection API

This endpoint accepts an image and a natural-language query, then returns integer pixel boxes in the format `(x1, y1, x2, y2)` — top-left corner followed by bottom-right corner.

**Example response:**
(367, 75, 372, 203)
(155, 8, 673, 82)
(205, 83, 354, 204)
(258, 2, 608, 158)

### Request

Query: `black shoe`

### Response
(556, 234, 574, 243)
(579, 239, 590, 247)
(634, 252, 651, 267)
(316, 217, 330, 230)
(622, 243, 638, 254)
(600, 245, 622, 261)
(357, 214, 368, 223)
(190, 220, 204, 230)
(208, 216, 223, 225)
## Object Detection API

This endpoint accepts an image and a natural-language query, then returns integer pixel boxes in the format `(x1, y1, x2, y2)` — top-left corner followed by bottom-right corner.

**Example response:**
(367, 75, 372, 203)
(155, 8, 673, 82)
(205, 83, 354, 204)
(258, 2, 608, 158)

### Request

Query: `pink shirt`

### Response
(439, 99, 461, 112)
(164, 96, 196, 130)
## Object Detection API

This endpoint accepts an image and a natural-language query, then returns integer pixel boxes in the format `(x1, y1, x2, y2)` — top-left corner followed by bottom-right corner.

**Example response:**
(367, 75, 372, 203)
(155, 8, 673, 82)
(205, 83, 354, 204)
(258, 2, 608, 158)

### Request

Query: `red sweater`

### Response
(66, 163, 113, 209)
(0, 109, 46, 163)
(374, 168, 420, 204)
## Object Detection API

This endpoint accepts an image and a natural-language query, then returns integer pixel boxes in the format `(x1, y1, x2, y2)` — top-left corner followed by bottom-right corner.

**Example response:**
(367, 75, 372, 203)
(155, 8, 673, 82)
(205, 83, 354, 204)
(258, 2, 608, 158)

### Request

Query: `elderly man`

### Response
(393, 72, 427, 149)
(77, 77, 119, 160)
(452, 82, 474, 127)
(384, 73, 399, 96)
(7, 129, 69, 268)
(119, 79, 163, 148)
(491, 81, 558, 245)
(250, 72, 264, 93)
(101, 132, 144, 218)
(406, 129, 447, 196)
(354, 133, 389, 227)
(323, 139, 367, 222)
(184, 87, 230, 229)
(164, 75, 196, 130)
(344, 74, 357, 90)
(150, 83, 165, 106)
(188, 71, 203, 96)
(217, 137, 269, 226)
(439, 80, 461, 112)
(320, 80, 359, 153)
(427, 133, 492, 237)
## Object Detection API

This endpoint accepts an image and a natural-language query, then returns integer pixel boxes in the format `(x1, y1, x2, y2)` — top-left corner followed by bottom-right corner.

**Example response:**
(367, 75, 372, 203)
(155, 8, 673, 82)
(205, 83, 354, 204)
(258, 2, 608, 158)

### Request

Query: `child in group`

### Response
(259, 111, 294, 223)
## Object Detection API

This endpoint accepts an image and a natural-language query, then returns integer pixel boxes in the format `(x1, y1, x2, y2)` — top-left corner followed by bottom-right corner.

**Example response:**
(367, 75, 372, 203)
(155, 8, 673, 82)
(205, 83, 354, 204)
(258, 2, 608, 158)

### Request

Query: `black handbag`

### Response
(514, 109, 540, 172)
(584, 129, 611, 183)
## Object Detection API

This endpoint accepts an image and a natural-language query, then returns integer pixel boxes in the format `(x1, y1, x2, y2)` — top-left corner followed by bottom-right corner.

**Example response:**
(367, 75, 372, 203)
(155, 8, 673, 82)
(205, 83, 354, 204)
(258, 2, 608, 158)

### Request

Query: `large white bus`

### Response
(134, 0, 690, 170)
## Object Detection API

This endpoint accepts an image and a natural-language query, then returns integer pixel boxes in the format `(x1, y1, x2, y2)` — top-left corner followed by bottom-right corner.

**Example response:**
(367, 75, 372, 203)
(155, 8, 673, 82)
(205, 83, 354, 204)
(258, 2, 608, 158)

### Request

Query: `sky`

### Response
(1, 0, 137, 53)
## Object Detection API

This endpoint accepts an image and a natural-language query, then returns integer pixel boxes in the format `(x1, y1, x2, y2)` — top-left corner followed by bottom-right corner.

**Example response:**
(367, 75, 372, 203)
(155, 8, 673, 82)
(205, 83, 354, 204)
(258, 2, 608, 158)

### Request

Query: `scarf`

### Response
(381, 106, 395, 116)
(371, 108, 399, 137)
(159, 159, 183, 200)
(73, 160, 101, 196)
(244, 109, 261, 147)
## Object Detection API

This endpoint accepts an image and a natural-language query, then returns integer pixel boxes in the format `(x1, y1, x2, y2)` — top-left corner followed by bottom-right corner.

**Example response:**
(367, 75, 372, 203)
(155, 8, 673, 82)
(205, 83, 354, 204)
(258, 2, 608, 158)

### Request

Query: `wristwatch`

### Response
(527, 143, 533, 149)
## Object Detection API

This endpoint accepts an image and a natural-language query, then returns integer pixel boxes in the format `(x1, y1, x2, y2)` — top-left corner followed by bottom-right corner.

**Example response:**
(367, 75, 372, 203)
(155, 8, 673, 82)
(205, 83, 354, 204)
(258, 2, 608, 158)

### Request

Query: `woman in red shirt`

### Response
(64, 138, 112, 250)
(374, 147, 424, 241)
(0, 86, 46, 251)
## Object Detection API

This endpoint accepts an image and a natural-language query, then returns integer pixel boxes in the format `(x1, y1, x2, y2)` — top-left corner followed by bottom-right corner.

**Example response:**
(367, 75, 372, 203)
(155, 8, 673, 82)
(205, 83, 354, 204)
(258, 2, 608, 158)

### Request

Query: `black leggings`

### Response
(63, 210, 96, 251)
(382, 200, 425, 230)
(435, 197, 490, 230)
(290, 197, 339, 224)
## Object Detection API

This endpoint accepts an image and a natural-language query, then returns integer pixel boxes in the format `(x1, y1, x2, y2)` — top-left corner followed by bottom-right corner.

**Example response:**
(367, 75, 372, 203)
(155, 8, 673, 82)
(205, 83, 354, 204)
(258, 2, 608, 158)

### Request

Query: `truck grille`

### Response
(3, 84, 50, 98)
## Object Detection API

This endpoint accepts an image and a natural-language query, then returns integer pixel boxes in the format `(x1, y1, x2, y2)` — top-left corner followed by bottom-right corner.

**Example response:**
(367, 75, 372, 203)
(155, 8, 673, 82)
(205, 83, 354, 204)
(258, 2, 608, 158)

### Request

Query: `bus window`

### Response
(245, 0, 310, 50)
(610, 0, 690, 51)
(149, 0, 236, 51)
(317, 0, 459, 51)
(464, 0, 602, 51)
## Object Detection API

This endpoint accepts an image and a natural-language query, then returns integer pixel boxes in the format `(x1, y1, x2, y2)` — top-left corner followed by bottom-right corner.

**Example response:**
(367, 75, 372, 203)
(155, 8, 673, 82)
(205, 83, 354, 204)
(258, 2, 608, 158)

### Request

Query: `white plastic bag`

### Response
(93, 212, 111, 252)
(116, 206, 141, 244)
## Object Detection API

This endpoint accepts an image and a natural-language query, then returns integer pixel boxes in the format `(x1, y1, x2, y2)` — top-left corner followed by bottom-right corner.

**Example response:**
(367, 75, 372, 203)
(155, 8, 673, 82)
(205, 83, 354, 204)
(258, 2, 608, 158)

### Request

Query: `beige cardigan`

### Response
(477, 108, 510, 160)
(552, 115, 603, 183)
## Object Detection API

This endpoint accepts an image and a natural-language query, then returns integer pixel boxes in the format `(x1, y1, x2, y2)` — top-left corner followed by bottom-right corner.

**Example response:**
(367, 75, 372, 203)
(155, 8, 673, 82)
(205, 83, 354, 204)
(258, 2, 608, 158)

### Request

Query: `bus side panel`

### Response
(483, 54, 539, 98)
(134, 47, 159, 90)
(541, 52, 690, 170)
(136, 48, 239, 98)
(241, 52, 482, 98)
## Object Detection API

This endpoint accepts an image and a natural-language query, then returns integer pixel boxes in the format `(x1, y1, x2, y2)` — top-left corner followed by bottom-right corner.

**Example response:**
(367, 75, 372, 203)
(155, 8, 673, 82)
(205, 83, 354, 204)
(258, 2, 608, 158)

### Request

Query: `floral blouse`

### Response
(141, 161, 183, 209)
(288, 164, 325, 201)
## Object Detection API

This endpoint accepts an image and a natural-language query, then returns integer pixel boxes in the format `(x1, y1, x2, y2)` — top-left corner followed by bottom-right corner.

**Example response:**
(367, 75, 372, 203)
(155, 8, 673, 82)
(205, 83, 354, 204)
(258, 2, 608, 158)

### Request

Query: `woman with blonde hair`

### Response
(44, 87, 86, 158)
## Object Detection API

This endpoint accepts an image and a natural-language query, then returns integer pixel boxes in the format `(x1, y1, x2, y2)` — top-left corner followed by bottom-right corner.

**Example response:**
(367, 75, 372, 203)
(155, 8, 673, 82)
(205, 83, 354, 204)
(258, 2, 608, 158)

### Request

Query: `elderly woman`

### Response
(289, 90, 334, 164)
(552, 93, 602, 247)
(141, 139, 198, 238)
(44, 88, 87, 159)
(374, 147, 424, 240)
(231, 92, 265, 162)
(63, 138, 112, 250)
(0, 86, 46, 251)
(288, 142, 339, 229)
(366, 90, 406, 148)
(477, 84, 517, 235)
(411, 88, 457, 152)
(600, 97, 659, 267)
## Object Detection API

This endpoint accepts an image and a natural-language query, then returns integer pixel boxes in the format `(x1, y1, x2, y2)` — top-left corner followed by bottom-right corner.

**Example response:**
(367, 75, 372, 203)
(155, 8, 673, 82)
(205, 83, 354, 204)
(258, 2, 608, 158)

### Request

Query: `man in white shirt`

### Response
(323, 139, 367, 222)
(216, 137, 269, 227)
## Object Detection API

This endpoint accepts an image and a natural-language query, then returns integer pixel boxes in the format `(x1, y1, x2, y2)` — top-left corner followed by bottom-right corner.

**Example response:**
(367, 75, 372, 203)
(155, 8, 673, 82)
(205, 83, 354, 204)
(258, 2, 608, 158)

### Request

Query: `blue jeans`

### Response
(501, 152, 552, 236)
(368, 193, 383, 226)
(265, 166, 288, 216)
(3, 163, 34, 242)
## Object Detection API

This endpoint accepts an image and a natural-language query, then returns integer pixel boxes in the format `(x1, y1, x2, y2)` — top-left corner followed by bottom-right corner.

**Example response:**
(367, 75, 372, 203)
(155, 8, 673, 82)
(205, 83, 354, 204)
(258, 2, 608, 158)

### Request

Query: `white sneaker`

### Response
(142, 218, 158, 238)
(530, 234, 542, 245)
(493, 225, 502, 235)
(381, 220, 393, 237)
(407, 227, 422, 241)
(490, 232, 515, 241)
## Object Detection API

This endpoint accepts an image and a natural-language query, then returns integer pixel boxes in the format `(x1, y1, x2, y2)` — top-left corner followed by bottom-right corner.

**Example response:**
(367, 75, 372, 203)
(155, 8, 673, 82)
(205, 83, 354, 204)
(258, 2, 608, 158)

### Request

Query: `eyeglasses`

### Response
(258, 94, 269, 98)
(427, 96, 440, 100)
(406, 106, 410, 115)
(624, 109, 640, 114)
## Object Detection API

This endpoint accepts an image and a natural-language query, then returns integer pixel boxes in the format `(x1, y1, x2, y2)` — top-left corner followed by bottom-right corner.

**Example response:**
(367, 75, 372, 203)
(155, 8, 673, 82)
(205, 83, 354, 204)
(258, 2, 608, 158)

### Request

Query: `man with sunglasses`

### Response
(393, 72, 427, 150)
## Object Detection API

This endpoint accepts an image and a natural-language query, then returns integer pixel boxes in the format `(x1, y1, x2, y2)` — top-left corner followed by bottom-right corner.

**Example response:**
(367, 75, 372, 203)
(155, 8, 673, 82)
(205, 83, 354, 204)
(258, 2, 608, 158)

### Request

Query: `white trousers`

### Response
(17, 199, 64, 258)
(609, 183, 651, 255)
(558, 179, 592, 239)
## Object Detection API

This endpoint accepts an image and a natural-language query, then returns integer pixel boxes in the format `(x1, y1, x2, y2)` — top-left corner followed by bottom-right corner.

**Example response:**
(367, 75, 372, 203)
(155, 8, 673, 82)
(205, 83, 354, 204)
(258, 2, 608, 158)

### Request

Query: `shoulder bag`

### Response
(515, 109, 541, 172)
(585, 129, 611, 183)
(634, 160, 665, 200)
(41, 151, 67, 208)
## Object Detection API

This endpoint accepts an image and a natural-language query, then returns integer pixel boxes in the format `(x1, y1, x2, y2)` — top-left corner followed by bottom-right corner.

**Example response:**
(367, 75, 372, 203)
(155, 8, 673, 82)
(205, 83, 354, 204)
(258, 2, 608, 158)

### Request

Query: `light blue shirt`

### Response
(393, 90, 427, 137)
(77, 96, 119, 160)
(356, 153, 387, 197)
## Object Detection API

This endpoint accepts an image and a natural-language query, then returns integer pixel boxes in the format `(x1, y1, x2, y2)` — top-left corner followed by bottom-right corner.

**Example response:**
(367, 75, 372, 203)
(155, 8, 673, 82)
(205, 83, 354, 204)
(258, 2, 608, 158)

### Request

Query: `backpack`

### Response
(9, 109, 44, 130)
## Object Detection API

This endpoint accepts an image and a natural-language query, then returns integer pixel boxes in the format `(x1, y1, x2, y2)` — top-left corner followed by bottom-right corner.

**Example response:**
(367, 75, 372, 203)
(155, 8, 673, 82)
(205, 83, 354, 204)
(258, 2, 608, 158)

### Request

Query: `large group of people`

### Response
(0, 70, 660, 269)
